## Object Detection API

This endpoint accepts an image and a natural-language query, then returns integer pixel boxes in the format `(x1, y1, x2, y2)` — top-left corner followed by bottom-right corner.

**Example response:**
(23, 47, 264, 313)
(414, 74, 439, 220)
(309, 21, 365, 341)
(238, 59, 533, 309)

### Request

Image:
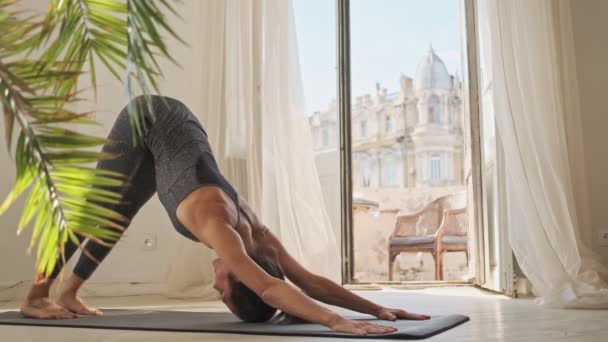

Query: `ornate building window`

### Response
(385, 115, 393, 133)
(428, 95, 441, 123)
(360, 120, 368, 137)
(385, 160, 399, 186)
(430, 157, 441, 180)
(361, 166, 372, 188)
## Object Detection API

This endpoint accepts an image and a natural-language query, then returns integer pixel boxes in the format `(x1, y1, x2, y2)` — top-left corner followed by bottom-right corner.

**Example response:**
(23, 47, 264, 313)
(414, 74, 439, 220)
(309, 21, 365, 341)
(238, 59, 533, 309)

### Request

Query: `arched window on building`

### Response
(385, 115, 393, 133)
(428, 95, 441, 123)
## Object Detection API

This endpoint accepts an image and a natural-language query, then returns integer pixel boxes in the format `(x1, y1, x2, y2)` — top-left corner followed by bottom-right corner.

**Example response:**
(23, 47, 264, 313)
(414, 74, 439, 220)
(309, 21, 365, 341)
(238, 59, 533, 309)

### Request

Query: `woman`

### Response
(20, 96, 429, 335)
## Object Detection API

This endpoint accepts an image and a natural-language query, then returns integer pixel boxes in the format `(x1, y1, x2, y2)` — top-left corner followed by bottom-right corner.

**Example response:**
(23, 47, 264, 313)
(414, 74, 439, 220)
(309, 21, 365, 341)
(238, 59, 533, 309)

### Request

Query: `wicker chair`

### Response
(388, 192, 468, 281)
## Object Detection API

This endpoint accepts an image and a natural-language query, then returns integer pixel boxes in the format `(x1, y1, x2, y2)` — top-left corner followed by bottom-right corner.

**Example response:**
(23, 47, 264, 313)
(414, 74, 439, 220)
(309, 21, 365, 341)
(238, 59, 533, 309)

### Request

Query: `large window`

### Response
(297, 0, 470, 283)
(349, 0, 468, 282)
(294, 0, 341, 243)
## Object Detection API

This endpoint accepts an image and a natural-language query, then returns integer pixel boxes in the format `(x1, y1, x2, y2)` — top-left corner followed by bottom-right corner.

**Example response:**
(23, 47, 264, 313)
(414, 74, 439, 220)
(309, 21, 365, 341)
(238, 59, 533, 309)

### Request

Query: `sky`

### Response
(293, 0, 462, 114)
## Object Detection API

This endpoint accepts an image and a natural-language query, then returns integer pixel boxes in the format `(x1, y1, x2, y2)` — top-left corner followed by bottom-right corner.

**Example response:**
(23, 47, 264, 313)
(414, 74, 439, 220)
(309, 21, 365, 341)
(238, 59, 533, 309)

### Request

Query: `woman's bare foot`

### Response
(56, 273, 101, 316)
(20, 275, 78, 319)
(58, 293, 102, 316)
(20, 297, 78, 319)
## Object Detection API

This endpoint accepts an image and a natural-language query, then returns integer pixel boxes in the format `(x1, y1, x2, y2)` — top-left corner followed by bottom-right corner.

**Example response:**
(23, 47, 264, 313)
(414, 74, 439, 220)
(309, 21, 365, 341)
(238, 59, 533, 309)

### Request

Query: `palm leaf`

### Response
(34, 0, 183, 144)
(0, 0, 181, 279)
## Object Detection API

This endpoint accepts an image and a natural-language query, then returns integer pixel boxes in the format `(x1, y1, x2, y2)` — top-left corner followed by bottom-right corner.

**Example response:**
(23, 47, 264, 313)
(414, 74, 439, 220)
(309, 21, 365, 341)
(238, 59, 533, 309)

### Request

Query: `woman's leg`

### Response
(21, 102, 157, 318)
(57, 149, 157, 315)
(58, 104, 159, 314)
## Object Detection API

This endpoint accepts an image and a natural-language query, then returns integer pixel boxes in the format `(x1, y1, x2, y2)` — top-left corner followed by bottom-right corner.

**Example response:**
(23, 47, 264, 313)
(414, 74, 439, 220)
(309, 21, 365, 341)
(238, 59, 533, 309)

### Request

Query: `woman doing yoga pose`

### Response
(19, 96, 429, 335)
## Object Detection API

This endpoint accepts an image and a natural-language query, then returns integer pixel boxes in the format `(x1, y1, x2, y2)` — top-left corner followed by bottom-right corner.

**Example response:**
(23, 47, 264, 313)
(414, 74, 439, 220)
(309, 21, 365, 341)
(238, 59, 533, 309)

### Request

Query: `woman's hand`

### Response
(329, 317, 397, 336)
(374, 307, 431, 321)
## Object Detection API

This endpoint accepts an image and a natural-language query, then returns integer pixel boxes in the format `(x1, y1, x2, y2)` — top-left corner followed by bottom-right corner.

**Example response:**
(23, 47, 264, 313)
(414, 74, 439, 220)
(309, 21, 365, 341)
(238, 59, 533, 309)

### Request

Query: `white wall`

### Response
(0, 1, 206, 296)
(570, 0, 608, 264)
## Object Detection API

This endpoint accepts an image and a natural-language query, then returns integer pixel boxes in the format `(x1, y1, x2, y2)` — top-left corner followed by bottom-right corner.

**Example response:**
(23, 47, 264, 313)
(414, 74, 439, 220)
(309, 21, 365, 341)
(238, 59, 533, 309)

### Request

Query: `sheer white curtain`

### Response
(480, 0, 608, 308)
(165, 0, 339, 299)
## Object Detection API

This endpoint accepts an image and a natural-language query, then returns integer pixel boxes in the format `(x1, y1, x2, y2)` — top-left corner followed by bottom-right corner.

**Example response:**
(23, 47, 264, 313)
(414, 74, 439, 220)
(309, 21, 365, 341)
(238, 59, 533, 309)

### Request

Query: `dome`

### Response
(414, 47, 451, 91)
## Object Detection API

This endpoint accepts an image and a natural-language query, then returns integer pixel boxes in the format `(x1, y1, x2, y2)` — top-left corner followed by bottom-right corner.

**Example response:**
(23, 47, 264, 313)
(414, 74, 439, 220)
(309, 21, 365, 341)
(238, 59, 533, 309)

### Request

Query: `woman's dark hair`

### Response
(230, 254, 285, 323)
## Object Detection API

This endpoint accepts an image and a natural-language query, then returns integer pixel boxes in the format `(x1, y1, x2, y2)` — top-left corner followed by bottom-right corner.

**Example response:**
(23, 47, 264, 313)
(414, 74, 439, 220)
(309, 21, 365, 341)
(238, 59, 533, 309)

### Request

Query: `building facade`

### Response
(309, 47, 465, 197)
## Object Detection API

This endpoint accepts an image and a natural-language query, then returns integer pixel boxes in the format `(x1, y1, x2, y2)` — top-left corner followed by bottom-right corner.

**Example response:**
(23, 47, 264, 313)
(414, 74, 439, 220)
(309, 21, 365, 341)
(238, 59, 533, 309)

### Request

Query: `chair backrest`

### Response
(395, 191, 467, 237)
(437, 191, 466, 211)
(437, 191, 467, 236)
(413, 199, 442, 236)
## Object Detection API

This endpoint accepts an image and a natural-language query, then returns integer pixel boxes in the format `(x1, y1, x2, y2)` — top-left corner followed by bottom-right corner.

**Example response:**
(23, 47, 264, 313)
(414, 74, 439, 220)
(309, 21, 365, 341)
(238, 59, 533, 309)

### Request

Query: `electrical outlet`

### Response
(599, 230, 608, 247)
(141, 233, 157, 251)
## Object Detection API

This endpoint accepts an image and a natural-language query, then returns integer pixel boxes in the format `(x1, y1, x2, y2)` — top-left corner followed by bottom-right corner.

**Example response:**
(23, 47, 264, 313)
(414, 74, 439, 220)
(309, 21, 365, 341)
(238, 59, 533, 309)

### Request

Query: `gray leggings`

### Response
(51, 96, 243, 280)
(50, 104, 158, 280)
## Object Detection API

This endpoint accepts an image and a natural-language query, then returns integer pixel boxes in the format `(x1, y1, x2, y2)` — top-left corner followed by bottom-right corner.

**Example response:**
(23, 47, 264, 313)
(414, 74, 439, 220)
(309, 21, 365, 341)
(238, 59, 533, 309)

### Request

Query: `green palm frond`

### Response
(36, 0, 184, 144)
(0, 0, 38, 149)
(125, 0, 184, 139)
(0, 0, 181, 279)
(0, 60, 127, 277)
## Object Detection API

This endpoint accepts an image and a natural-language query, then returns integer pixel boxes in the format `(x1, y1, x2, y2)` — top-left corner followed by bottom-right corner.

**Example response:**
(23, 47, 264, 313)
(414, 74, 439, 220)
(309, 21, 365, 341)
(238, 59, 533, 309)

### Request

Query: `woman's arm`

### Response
(201, 222, 399, 334)
(177, 195, 397, 335)
(262, 230, 430, 321)
(237, 196, 428, 320)
(204, 223, 336, 324)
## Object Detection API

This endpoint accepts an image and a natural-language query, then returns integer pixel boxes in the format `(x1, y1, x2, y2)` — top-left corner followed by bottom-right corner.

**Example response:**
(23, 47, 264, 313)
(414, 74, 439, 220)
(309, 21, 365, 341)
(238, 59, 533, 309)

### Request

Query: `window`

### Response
(296, 0, 472, 283)
(385, 115, 393, 133)
(430, 157, 441, 180)
(360, 120, 368, 137)
(385, 161, 398, 186)
(322, 128, 329, 147)
(294, 0, 342, 260)
(428, 95, 441, 123)
(361, 166, 371, 187)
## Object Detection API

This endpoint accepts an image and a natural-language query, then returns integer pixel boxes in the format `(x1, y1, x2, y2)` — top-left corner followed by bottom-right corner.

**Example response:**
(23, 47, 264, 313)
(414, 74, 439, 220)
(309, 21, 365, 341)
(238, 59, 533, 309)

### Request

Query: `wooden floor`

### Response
(1, 287, 607, 341)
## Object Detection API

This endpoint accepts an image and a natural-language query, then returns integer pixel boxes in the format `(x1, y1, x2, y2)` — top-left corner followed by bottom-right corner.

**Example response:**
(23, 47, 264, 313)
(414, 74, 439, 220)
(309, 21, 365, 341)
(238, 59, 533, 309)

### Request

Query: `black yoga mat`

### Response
(0, 309, 469, 340)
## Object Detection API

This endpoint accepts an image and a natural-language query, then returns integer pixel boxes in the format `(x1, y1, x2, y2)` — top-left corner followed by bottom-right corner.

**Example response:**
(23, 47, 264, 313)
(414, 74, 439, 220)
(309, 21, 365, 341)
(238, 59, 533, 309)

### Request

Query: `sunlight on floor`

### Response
(408, 286, 511, 299)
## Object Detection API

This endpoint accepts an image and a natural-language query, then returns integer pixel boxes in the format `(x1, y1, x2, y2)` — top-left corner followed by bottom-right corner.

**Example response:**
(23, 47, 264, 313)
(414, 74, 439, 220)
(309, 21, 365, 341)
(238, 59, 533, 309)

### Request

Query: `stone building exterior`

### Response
(309, 47, 464, 195)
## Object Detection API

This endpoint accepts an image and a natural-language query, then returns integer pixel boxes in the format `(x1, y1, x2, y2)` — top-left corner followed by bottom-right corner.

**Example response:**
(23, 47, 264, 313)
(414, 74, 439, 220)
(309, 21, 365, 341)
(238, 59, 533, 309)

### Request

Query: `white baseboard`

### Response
(0, 280, 165, 302)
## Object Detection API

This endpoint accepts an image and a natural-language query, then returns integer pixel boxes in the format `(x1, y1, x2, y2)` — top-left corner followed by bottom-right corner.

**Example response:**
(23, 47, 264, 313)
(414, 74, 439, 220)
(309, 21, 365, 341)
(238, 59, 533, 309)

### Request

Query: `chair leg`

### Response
(388, 251, 398, 281)
(434, 251, 444, 281)
(432, 252, 438, 281)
